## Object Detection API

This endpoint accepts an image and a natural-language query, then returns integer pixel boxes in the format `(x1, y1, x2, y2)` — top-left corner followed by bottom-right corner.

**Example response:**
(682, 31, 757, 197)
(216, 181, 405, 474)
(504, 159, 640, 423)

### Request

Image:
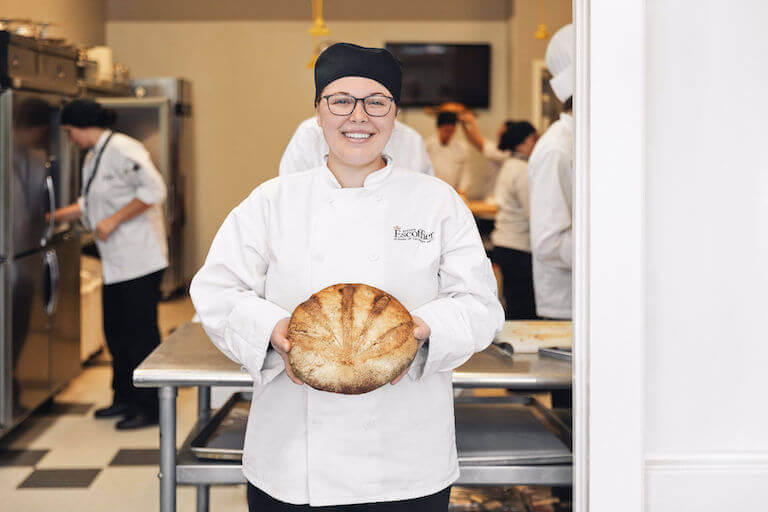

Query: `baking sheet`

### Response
(190, 393, 250, 460)
(455, 399, 572, 465)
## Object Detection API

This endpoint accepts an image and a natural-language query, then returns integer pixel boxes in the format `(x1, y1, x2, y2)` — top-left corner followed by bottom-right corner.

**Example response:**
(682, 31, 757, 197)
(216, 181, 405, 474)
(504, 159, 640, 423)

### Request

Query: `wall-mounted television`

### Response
(385, 43, 491, 108)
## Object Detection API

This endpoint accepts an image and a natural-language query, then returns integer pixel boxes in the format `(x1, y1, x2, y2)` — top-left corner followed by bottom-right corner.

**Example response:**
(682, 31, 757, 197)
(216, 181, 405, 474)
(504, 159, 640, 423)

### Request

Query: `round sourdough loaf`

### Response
(287, 283, 418, 394)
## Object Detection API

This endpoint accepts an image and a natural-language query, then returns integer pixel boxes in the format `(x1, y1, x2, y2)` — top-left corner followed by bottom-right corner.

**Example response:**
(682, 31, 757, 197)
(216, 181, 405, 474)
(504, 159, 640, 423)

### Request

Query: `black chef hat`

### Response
(61, 99, 117, 128)
(499, 121, 536, 152)
(314, 43, 402, 105)
(437, 112, 458, 126)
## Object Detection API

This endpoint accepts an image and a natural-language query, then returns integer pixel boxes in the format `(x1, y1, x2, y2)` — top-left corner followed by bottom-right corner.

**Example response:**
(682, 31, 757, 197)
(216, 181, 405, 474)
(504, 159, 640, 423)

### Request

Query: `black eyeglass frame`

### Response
(321, 93, 396, 117)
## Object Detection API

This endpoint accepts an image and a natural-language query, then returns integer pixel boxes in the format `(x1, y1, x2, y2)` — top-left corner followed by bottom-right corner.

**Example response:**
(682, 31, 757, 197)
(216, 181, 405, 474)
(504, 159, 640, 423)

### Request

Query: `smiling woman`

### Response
(313, 43, 401, 187)
(190, 42, 504, 511)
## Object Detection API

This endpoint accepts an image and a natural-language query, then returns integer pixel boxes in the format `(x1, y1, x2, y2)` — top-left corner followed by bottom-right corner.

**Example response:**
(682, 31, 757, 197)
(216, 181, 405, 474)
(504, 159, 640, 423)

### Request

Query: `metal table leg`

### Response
(160, 386, 177, 512)
(197, 386, 211, 421)
(196, 386, 211, 512)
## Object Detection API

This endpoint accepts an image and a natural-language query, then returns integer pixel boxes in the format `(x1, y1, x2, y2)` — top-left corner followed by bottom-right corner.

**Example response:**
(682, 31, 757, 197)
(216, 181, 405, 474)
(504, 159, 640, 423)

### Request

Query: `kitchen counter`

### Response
(135, 322, 572, 512)
(134, 322, 572, 389)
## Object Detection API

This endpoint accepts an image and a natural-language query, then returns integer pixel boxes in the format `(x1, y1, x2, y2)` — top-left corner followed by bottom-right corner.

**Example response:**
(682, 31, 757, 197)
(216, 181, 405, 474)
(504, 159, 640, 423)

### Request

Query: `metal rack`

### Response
(134, 323, 573, 512)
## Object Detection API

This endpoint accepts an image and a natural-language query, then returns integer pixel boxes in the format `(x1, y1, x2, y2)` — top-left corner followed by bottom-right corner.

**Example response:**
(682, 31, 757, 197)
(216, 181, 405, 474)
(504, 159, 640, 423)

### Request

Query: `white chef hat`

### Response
(546, 24, 575, 103)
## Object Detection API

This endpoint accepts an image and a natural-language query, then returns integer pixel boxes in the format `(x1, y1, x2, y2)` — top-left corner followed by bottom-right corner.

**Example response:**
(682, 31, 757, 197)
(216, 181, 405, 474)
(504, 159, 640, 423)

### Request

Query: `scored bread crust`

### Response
(287, 283, 418, 394)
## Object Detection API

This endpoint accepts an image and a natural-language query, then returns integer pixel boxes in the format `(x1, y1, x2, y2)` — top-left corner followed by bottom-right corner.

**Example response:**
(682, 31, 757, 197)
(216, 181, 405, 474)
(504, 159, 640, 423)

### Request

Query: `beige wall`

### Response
(507, 0, 572, 121)
(106, 20, 508, 274)
(4, 0, 105, 46)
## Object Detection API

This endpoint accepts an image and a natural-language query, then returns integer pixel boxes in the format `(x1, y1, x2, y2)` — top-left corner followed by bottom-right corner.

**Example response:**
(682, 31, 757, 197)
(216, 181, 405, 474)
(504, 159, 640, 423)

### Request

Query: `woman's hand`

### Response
(390, 316, 431, 385)
(270, 318, 304, 385)
(95, 199, 153, 241)
(95, 216, 119, 241)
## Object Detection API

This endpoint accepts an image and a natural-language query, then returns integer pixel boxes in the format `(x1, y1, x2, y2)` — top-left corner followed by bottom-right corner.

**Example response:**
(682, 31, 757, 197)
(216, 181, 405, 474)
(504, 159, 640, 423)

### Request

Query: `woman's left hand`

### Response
(390, 316, 430, 385)
(95, 216, 119, 241)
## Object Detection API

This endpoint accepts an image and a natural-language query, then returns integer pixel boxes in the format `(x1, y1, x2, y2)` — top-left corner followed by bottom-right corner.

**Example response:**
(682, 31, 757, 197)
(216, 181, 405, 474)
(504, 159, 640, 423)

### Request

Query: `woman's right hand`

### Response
(270, 318, 304, 385)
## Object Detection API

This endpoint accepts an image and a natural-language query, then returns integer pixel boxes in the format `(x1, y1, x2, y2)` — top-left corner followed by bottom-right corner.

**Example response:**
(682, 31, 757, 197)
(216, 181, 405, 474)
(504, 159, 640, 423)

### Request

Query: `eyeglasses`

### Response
(322, 93, 395, 117)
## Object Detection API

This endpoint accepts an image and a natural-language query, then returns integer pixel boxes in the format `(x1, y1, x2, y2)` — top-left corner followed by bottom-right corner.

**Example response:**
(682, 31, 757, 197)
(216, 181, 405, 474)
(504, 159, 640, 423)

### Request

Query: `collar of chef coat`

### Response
(320, 153, 394, 190)
(91, 129, 112, 154)
(559, 112, 573, 130)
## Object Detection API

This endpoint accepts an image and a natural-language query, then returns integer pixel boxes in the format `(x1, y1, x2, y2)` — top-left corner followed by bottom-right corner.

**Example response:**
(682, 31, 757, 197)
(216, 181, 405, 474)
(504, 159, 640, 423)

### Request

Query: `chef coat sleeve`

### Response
(190, 186, 292, 383)
(458, 144, 473, 193)
(279, 122, 320, 176)
(482, 138, 510, 164)
(517, 168, 531, 219)
(410, 193, 505, 378)
(529, 149, 572, 269)
(122, 150, 167, 205)
(416, 137, 435, 176)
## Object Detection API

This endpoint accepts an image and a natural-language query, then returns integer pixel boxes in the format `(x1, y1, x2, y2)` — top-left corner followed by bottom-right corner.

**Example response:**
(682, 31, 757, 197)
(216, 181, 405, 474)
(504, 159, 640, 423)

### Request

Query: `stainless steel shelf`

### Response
(176, 394, 573, 487)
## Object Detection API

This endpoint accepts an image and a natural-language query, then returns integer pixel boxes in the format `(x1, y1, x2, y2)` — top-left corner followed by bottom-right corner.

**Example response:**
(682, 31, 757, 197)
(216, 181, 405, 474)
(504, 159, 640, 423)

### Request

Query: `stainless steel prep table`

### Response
(134, 322, 572, 512)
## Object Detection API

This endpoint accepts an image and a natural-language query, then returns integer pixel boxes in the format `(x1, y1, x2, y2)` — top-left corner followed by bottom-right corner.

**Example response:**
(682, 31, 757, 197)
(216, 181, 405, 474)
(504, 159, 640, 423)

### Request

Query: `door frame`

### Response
(573, 0, 646, 510)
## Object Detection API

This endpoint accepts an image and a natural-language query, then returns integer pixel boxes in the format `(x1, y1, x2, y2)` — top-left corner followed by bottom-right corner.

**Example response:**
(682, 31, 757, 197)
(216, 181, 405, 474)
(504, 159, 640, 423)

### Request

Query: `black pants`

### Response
(491, 246, 537, 320)
(247, 483, 451, 512)
(102, 269, 164, 416)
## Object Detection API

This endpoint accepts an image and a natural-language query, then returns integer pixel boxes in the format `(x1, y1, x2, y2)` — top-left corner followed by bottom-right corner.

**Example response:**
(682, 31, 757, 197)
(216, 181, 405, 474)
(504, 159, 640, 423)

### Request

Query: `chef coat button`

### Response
(369, 254, 379, 262)
(314, 253, 325, 262)
(328, 199, 335, 205)
(375, 193, 383, 202)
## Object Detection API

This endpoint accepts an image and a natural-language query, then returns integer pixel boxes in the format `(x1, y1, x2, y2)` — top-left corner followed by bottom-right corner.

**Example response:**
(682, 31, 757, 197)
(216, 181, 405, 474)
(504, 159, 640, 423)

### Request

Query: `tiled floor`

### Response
(0, 295, 250, 511)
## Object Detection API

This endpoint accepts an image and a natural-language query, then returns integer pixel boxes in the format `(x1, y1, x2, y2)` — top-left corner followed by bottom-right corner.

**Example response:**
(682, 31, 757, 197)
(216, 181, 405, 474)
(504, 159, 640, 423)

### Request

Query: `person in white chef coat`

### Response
(425, 111, 472, 195)
(191, 43, 504, 511)
(490, 121, 539, 319)
(456, 111, 515, 201)
(53, 99, 168, 430)
(279, 116, 434, 176)
(528, 23, 575, 321)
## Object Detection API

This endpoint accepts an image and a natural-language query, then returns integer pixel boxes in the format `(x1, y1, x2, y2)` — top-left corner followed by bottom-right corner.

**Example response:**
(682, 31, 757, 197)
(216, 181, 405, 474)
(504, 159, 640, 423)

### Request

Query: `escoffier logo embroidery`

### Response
(393, 225, 434, 243)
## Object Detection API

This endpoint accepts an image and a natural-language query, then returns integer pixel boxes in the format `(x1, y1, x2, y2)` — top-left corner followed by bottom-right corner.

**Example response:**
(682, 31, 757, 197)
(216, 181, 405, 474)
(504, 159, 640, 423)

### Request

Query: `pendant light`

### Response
(535, 0, 548, 39)
(307, 0, 331, 68)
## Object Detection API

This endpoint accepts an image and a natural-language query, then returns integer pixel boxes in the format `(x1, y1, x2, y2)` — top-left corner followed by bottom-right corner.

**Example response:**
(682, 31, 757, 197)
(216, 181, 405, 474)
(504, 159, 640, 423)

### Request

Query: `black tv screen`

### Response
(385, 43, 490, 108)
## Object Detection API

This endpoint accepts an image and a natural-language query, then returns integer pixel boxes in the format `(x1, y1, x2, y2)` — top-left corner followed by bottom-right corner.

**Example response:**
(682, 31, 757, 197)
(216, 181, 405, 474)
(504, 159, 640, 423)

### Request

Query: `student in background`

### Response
(528, 23, 575, 321)
(490, 122, 539, 319)
(457, 111, 515, 201)
(425, 111, 472, 195)
(53, 99, 168, 430)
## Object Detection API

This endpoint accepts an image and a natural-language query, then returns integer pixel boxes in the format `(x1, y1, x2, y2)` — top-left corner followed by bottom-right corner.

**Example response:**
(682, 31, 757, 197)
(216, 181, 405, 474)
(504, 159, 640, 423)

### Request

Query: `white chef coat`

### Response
(425, 134, 472, 192)
(190, 158, 504, 506)
(527, 113, 573, 319)
(490, 155, 531, 253)
(77, 130, 168, 285)
(279, 117, 434, 176)
(480, 138, 511, 201)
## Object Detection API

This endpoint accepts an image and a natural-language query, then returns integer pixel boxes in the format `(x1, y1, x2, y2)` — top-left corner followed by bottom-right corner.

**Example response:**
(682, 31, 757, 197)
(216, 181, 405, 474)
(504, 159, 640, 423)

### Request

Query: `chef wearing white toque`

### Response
(527, 23, 575, 320)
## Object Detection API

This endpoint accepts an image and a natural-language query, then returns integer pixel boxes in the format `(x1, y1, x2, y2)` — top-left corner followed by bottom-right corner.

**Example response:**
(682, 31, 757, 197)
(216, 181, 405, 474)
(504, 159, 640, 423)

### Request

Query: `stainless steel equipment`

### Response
(0, 30, 81, 436)
(95, 78, 191, 297)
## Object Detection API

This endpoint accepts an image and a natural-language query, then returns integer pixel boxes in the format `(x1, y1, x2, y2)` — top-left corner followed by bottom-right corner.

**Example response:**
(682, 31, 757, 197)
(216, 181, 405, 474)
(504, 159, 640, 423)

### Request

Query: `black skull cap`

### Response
(314, 43, 402, 105)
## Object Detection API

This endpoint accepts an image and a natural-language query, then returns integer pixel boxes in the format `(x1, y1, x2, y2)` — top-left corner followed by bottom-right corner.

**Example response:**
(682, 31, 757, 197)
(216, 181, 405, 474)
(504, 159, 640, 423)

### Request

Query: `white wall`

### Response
(586, 0, 768, 510)
(642, 1, 768, 508)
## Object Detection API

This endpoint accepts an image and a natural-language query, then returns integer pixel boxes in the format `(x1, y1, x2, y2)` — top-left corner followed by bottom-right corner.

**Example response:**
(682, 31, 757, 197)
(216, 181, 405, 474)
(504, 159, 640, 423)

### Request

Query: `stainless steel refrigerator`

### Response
(96, 78, 191, 298)
(1, 31, 81, 436)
